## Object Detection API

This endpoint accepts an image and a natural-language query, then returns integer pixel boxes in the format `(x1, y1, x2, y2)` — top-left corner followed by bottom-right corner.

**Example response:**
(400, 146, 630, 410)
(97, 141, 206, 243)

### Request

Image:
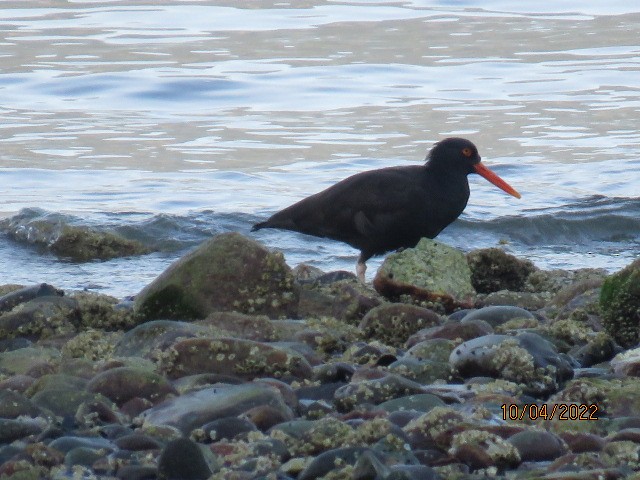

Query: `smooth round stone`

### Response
(378, 394, 446, 414)
(160, 337, 313, 381)
(201, 417, 257, 442)
(49, 435, 116, 454)
(387, 357, 452, 384)
(460, 306, 534, 327)
(31, 388, 115, 418)
(449, 332, 574, 393)
(157, 438, 216, 480)
(141, 383, 293, 435)
(86, 366, 177, 406)
(298, 447, 369, 480)
(405, 339, 456, 363)
(333, 374, 425, 412)
(113, 433, 163, 451)
(508, 430, 568, 462)
(0, 418, 45, 443)
(64, 446, 104, 468)
(0, 389, 42, 418)
(359, 303, 442, 347)
(113, 320, 207, 358)
(406, 319, 493, 347)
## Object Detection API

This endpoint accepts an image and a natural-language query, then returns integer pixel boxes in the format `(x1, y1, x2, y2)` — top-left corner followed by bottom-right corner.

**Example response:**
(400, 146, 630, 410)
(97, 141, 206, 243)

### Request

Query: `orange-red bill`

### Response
(473, 162, 521, 199)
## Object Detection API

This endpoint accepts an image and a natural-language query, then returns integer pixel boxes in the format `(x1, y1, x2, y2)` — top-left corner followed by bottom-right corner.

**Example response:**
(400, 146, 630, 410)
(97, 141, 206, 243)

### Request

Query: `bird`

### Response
(252, 137, 520, 281)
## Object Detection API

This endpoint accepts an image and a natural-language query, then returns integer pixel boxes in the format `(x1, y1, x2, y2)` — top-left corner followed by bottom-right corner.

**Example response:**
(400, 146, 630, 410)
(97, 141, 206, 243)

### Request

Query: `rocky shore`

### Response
(0, 231, 639, 479)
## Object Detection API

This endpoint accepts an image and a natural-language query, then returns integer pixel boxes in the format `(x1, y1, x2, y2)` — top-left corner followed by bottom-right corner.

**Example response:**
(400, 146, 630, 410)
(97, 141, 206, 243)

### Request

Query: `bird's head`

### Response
(427, 137, 521, 199)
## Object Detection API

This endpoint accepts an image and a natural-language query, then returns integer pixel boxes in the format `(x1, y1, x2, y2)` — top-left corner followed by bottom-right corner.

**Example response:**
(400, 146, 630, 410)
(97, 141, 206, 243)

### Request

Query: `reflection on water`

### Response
(0, 1, 638, 294)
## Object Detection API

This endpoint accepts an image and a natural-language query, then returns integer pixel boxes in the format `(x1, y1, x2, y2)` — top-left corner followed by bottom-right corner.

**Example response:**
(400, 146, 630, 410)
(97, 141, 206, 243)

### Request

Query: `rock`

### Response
(86, 367, 178, 406)
(611, 347, 640, 377)
(0, 209, 152, 262)
(141, 383, 293, 435)
(298, 447, 369, 480)
(460, 305, 535, 328)
(378, 393, 446, 414)
(31, 388, 115, 418)
(0, 346, 60, 375)
(0, 296, 80, 341)
(467, 248, 536, 294)
(0, 418, 45, 443)
(159, 337, 312, 381)
(197, 311, 278, 342)
(157, 438, 216, 480)
(600, 259, 640, 348)
(481, 290, 547, 310)
(449, 429, 521, 470)
(297, 281, 381, 324)
(373, 239, 476, 313)
(450, 332, 574, 395)
(0, 283, 63, 314)
(405, 319, 493, 347)
(333, 373, 425, 412)
(508, 430, 567, 461)
(0, 389, 42, 418)
(201, 417, 257, 442)
(134, 232, 298, 320)
(113, 320, 208, 358)
(359, 304, 442, 347)
(51, 225, 152, 262)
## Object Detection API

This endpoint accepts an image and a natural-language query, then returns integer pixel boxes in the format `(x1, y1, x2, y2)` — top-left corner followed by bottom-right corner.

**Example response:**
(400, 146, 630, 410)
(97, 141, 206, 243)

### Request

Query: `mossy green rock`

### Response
(373, 238, 475, 311)
(134, 232, 298, 320)
(600, 259, 640, 348)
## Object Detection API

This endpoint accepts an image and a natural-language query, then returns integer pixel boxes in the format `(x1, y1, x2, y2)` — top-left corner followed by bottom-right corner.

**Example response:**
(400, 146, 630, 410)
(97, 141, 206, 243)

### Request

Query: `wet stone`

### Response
(373, 238, 476, 313)
(378, 393, 446, 414)
(387, 356, 453, 384)
(201, 417, 258, 442)
(459, 305, 535, 328)
(0, 295, 80, 341)
(157, 437, 216, 480)
(113, 319, 208, 358)
(86, 366, 178, 406)
(159, 337, 312, 381)
(508, 430, 568, 462)
(297, 446, 369, 480)
(450, 332, 574, 395)
(467, 248, 536, 294)
(135, 232, 298, 321)
(198, 311, 278, 342)
(141, 383, 292, 435)
(406, 319, 493, 347)
(333, 373, 425, 412)
(0, 389, 43, 419)
(359, 303, 442, 347)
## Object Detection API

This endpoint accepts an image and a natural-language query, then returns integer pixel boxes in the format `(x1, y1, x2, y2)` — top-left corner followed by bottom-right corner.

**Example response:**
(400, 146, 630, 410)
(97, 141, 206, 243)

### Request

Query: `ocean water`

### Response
(0, 1, 638, 298)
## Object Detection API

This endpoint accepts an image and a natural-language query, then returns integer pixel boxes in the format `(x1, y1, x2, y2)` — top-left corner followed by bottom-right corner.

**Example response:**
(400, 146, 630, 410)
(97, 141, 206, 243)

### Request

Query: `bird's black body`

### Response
(252, 138, 519, 279)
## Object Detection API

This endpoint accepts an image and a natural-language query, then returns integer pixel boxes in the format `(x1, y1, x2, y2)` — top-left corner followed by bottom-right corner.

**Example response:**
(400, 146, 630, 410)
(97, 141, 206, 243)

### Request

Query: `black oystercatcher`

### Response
(252, 138, 520, 281)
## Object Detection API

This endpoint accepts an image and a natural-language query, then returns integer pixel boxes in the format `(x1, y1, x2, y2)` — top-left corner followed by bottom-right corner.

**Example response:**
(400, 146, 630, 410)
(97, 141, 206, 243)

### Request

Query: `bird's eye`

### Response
(462, 147, 473, 158)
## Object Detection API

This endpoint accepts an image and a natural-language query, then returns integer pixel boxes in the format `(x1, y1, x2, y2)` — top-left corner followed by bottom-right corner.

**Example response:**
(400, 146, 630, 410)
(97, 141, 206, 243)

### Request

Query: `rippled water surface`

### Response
(1, 1, 638, 296)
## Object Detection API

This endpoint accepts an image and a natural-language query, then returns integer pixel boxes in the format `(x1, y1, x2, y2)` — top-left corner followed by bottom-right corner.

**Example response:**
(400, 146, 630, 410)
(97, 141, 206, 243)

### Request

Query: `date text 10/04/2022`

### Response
(501, 403, 599, 421)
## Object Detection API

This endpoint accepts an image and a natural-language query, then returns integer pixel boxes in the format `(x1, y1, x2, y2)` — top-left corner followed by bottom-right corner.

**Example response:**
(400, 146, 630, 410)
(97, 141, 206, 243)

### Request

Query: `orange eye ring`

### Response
(462, 147, 473, 157)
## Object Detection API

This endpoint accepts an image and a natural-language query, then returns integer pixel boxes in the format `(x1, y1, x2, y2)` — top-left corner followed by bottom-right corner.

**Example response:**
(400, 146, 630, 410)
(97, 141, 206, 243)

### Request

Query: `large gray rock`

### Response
(134, 232, 298, 320)
(373, 239, 475, 313)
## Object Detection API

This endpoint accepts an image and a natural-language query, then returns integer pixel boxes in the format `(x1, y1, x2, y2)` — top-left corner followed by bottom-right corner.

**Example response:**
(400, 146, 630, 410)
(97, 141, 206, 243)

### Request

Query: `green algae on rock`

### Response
(134, 232, 298, 321)
(600, 259, 640, 348)
(373, 238, 475, 312)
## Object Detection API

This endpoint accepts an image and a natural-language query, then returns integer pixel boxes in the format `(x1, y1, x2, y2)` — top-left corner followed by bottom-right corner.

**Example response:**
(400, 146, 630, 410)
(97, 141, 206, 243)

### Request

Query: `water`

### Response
(0, 1, 638, 298)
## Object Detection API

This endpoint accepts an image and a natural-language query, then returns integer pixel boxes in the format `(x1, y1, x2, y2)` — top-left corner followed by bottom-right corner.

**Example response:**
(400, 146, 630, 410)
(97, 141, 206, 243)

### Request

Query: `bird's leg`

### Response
(356, 260, 367, 282)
